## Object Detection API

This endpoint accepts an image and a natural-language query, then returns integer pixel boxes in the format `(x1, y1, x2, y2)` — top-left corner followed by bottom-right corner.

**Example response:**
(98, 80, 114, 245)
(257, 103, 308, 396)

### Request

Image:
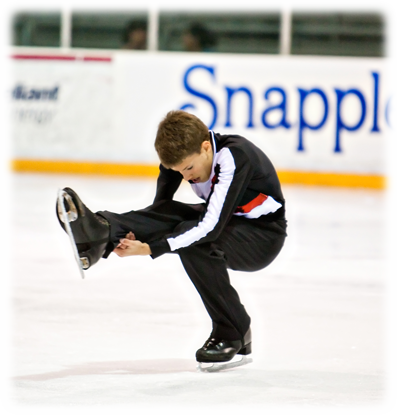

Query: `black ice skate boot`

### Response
(196, 328, 252, 364)
(56, 187, 110, 270)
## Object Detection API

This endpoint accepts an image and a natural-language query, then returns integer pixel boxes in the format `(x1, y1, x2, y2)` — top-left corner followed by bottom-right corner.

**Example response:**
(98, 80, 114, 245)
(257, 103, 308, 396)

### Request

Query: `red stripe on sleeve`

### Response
(235, 193, 268, 214)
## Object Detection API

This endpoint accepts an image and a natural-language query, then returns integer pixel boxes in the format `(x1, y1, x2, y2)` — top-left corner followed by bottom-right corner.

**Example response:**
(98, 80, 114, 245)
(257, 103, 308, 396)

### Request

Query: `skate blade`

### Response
(57, 189, 85, 279)
(197, 355, 253, 373)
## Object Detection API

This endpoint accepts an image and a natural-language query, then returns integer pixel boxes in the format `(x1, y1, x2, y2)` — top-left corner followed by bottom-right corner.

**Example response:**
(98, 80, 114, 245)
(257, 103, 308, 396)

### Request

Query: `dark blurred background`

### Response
(11, 10, 385, 57)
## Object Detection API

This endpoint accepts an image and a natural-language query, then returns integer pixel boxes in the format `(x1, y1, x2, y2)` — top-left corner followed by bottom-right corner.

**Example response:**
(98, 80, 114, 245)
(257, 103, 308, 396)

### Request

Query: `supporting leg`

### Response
(179, 242, 251, 341)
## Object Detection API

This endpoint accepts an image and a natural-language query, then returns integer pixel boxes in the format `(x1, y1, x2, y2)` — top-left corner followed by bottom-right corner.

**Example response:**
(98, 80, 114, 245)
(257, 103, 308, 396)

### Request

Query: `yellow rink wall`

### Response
(11, 159, 386, 189)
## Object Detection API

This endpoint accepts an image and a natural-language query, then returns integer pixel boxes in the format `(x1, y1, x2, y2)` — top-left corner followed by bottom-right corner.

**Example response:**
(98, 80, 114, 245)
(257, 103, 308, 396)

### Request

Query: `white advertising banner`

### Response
(10, 51, 389, 175)
(0, 54, 125, 160)
(122, 53, 389, 174)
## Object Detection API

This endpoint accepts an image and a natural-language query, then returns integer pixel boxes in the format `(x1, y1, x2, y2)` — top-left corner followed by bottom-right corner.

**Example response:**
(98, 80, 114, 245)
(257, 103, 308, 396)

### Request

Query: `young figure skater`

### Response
(56, 110, 287, 366)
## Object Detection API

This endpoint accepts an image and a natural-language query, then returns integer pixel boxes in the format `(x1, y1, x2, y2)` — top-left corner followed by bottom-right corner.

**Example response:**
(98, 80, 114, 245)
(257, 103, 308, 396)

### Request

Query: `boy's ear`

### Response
(201, 140, 212, 152)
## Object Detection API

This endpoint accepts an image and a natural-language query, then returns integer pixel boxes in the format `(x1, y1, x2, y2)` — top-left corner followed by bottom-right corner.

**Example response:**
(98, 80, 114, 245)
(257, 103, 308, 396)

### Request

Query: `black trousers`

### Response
(98, 200, 287, 341)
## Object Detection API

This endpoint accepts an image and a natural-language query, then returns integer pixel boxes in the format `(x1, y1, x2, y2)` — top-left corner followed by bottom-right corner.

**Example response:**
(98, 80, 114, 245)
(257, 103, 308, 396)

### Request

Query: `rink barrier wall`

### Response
(11, 159, 385, 189)
(11, 159, 160, 178)
(10, 50, 388, 189)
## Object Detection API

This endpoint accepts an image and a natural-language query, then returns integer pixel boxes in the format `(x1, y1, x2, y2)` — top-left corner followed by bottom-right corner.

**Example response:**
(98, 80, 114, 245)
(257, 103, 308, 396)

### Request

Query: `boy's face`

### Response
(171, 141, 213, 183)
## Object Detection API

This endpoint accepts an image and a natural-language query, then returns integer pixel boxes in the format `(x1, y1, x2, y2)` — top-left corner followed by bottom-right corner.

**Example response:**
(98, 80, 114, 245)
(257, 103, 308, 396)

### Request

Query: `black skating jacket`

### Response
(149, 131, 285, 258)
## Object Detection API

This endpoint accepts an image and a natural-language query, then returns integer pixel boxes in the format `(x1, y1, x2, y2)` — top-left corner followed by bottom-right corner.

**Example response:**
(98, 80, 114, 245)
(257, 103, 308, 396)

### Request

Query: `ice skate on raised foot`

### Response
(56, 188, 110, 278)
(196, 328, 253, 372)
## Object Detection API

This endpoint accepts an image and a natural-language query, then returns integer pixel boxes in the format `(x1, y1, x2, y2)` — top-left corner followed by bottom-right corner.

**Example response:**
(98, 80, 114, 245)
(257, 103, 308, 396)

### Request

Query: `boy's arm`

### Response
(149, 147, 254, 258)
(153, 164, 183, 204)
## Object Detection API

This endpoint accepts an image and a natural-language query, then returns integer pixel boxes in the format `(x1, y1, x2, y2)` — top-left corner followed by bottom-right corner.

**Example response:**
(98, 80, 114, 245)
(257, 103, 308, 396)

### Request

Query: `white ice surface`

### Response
(4, 173, 397, 414)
